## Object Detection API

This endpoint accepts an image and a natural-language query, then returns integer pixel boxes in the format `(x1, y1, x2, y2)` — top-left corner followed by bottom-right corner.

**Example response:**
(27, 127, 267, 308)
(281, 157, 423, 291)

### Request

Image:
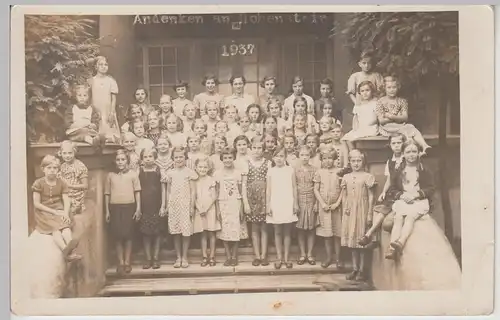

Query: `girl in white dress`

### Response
(385, 140, 434, 260)
(266, 146, 298, 269)
(342, 81, 379, 150)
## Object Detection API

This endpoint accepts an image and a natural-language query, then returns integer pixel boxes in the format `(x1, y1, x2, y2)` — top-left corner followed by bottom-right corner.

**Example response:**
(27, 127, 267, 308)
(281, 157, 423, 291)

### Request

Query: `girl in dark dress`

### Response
(138, 147, 166, 269)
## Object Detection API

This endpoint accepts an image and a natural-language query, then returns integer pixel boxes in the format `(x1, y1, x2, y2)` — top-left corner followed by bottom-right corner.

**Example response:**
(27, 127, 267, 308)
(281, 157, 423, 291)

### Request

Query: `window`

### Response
(139, 45, 191, 104)
(200, 42, 261, 98)
(279, 40, 328, 98)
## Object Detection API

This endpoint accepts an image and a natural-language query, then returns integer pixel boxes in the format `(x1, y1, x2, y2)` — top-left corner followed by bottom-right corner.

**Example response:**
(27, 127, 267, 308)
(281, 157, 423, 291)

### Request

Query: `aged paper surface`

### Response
(10, 4, 494, 316)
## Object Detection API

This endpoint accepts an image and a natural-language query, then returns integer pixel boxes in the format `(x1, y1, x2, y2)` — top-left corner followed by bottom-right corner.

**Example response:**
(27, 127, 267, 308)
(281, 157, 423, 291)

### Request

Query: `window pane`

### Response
(298, 43, 313, 63)
(162, 66, 177, 85)
(299, 62, 314, 82)
(148, 47, 162, 65)
(243, 43, 258, 63)
(162, 86, 176, 99)
(136, 46, 143, 66)
(137, 66, 143, 84)
(282, 44, 298, 84)
(303, 82, 314, 98)
(149, 86, 163, 105)
(201, 44, 218, 66)
(314, 42, 326, 62)
(149, 66, 162, 85)
(218, 84, 232, 97)
(177, 47, 190, 82)
(245, 83, 258, 100)
(243, 63, 258, 82)
(162, 47, 176, 65)
(219, 63, 232, 84)
(314, 62, 327, 80)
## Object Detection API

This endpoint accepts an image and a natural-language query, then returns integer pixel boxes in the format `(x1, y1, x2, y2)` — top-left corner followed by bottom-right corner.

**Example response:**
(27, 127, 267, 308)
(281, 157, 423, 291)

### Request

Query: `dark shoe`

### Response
(346, 270, 358, 280)
(124, 264, 132, 273)
(209, 257, 216, 267)
(356, 271, 367, 282)
(201, 257, 209, 267)
(307, 256, 316, 265)
(297, 256, 306, 265)
(321, 260, 332, 269)
(336, 260, 344, 271)
(142, 260, 152, 269)
(152, 259, 160, 269)
(260, 258, 269, 266)
(223, 259, 232, 267)
(116, 264, 125, 276)
(274, 260, 283, 270)
(252, 258, 261, 266)
(357, 236, 371, 247)
(231, 258, 239, 266)
(285, 261, 293, 269)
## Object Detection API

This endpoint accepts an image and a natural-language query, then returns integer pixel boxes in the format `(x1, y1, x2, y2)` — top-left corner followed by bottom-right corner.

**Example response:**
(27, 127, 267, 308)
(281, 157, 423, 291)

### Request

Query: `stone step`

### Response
(106, 260, 352, 280)
(99, 273, 372, 297)
(123, 246, 346, 265)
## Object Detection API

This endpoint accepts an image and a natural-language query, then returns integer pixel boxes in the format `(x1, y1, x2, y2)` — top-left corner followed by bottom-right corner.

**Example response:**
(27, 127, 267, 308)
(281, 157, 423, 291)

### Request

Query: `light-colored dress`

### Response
(266, 165, 298, 224)
(164, 167, 198, 236)
(340, 172, 376, 248)
(234, 155, 250, 174)
(165, 131, 186, 148)
(314, 168, 342, 237)
(283, 94, 315, 121)
(392, 166, 430, 218)
(347, 71, 384, 104)
(209, 154, 224, 172)
(89, 75, 120, 141)
(375, 96, 421, 139)
(173, 98, 193, 118)
(342, 100, 379, 141)
(58, 159, 88, 215)
(222, 93, 256, 119)
(295, 165, 318, 230)
(214, 169, 249, 241)
(331, 141, 349, 169)
(192, 176, 221, 233)
(193, 92, 224, 117)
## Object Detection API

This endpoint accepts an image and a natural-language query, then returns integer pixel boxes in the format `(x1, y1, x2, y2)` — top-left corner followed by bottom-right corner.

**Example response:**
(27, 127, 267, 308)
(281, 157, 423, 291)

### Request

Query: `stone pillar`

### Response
(99, 15, 137, 126)
(29, 144, 120, 298)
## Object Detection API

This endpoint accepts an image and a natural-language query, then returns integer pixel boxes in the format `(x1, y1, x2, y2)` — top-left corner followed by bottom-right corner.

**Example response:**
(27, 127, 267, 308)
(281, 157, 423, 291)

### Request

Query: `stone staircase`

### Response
(98, 246, 374, 297)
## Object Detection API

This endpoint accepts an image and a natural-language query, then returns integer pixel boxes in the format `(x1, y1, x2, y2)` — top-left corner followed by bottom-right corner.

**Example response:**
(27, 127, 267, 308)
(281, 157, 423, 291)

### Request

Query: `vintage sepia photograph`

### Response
(10, 4, 494, 317)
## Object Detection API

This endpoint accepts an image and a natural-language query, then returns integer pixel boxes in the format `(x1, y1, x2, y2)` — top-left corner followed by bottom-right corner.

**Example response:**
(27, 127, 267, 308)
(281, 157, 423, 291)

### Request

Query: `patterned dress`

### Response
(214, 169, 249, 241)
(31, 177, 72, 234)
(164, 167, 198, 236)
(295, 165, 318, 230)
(59, 159, 88, 216)
(138, 166, 165, 235)
(146, 132, 161, 145)
(314, 168, 342, 237)
(375, 96, 419, 139)
(246, 159, 270, 223)
(156, 154, 173, 180)
(340, 172, 376, 248)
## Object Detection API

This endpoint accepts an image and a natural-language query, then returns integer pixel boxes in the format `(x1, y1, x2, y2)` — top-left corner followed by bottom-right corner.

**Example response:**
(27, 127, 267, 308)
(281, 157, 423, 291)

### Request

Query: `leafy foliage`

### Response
(334, 12, 459, 82)
(25, 15, 100, 143)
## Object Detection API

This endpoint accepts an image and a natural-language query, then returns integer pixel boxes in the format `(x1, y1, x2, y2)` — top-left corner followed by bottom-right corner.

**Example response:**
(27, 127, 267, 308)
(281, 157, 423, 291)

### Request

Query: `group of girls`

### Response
(33, 53, 434, 281)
